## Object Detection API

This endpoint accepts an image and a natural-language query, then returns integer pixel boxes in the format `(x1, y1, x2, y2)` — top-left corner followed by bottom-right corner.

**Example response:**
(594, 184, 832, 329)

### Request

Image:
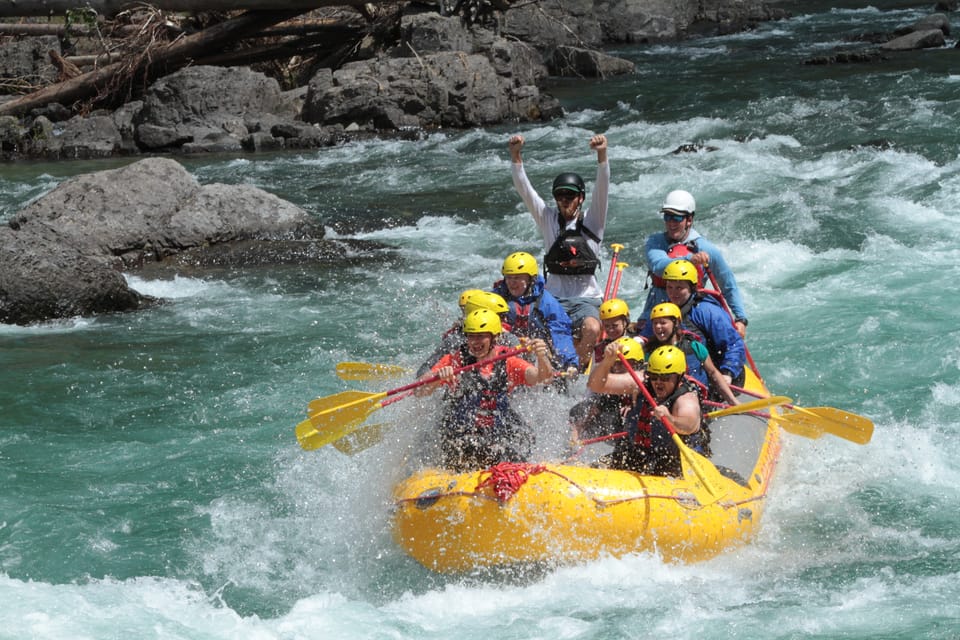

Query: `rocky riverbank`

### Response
(0, 0, 790, 161)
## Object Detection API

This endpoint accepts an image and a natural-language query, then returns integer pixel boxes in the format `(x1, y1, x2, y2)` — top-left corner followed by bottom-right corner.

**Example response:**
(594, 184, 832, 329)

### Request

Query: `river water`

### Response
(2, 1, 959, 637)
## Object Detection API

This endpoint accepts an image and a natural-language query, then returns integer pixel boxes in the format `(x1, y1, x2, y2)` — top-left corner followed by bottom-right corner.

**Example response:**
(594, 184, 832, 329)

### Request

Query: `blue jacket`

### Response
(493, 276, 579, 370)
(640, 228, 747, 323)
(642, 294, 745, 380)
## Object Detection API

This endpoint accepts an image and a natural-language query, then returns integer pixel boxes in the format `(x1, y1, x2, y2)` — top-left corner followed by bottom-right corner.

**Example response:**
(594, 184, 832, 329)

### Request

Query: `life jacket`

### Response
(543, 212, 601, 276)
(676, 294, 709, 345)
(592, 337, 613, 363)
(440, 345, 524, 434)
(616, 378, 710, 476)
(438, 345, 532, 469)
(649, 241, 706, 288)
(644, 331, 709, 387)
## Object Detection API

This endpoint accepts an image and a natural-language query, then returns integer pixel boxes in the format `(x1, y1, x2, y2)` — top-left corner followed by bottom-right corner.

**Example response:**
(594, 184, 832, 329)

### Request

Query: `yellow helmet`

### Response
(462, 308, 502, 335)
(615, 336, 645, 364)
(662, 259, 698, 285)
(599, 298, 630, 321)
(458, 288, 484, 309)
(463, 291, 509, 315)
(501, 251, 539, 277)
(647, 345, 687, 375)
(650, 302, 682, 322)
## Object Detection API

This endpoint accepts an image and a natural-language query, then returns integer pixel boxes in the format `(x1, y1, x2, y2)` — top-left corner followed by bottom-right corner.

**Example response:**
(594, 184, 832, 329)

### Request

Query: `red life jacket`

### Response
(650, 242, 706, 288)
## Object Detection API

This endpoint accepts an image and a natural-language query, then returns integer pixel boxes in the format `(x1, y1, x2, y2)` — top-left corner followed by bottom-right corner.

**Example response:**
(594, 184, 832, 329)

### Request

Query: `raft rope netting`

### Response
(395, 461, 770, 509)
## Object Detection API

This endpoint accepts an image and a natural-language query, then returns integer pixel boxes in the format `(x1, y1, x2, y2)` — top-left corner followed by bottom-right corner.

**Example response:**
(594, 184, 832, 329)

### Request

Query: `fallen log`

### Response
(0, 0, 382, 18)
(0, 9, 307, 117)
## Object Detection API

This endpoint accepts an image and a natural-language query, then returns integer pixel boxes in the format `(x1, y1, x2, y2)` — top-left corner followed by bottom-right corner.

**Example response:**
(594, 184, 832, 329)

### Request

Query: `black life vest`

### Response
(649, 241, 706, 288)
(438, 345, 532, 470)
(544, 212, 601, 276)
(613, 378, 710, 476)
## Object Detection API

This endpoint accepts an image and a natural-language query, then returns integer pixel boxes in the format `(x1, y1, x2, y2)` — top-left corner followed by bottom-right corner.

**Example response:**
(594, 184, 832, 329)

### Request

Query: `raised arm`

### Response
(587, 340, 638, 396)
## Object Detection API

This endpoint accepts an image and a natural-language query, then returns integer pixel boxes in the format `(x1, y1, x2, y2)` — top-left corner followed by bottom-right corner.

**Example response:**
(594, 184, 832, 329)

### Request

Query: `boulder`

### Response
(48, 115, 123, 159)
(133, 65, 298, 150)
(1, 157, 338, 324)
(303, 28, 561, 130)
(0, 225, 151, 325)
(880, 29, 946, 51)
(548, 46, 636, 77)
(894, 13, 951, 37)
(10, 157, 323, 264)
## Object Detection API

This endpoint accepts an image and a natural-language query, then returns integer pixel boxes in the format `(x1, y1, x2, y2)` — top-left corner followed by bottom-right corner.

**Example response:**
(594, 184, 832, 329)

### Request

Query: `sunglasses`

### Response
(554, 191, 580, 202)
(662, 212, 688, 223)
(648, 373, 677, 382)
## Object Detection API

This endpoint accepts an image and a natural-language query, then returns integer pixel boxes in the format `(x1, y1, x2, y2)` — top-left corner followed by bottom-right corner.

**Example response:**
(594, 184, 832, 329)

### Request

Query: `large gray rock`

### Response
(303, 20, 562, 130)
(549, 46, 636, 77)
(9, 157, 322, 265)
(46, 115, 123, 159)
(134, 65, 299, 151)
(1, 157, 332, 324)
(881, 29, 946, 51)
(0, 225, 150, 325)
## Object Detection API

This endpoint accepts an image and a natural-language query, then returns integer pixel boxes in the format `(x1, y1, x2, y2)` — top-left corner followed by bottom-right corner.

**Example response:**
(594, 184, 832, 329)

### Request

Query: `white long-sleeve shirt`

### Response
(511, 160, 610, 300)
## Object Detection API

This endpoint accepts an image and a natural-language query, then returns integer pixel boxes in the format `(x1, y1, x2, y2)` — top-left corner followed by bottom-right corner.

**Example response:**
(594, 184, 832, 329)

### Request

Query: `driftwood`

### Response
(66, 54, 124, 68)
(0, 0, 379, 17)
(0, 9, 308, 117)
(196, 28, 362, 67)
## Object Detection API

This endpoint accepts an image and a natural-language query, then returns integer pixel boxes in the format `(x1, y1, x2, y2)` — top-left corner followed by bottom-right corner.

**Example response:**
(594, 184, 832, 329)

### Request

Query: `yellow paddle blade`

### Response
(769, 412, 823, 440)
(775, 406, 874, 445)
(296, 391, 386, 450)
(331, 422, 395, 455)
(308, 390, 379, 416)
(674, 434, 728, 503)
(707, 396, 792, 420)
(335, 361, 410, 381)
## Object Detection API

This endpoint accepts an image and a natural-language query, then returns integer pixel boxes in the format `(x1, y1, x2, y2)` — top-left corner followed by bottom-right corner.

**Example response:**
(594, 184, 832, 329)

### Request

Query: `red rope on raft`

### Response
(475, 462, 547, 503)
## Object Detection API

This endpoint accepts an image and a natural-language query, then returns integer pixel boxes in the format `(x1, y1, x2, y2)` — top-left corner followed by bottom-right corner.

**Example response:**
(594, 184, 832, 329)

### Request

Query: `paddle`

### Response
(610, 261, 628, 299)
(603, 243, 625, 301)
(572, 396, 791, 451)
(617, 353, 727, 501)
(297, 346, 529, 451)
(335, 360, 576, 383)
(731, 384, 874, 445)
(331, 422, 393, 455)
(705, 395, 792, 419)
(336, 361, 409, 381)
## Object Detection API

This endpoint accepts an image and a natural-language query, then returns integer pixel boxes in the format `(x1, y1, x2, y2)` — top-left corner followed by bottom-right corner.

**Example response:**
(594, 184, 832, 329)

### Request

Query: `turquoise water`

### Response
(3, 1, 960, 637)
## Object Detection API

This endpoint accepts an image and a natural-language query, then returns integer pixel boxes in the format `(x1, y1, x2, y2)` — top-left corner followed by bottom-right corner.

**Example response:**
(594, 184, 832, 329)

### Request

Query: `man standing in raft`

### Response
(416, 309, 555, 472)
(508, 132, 609, 371)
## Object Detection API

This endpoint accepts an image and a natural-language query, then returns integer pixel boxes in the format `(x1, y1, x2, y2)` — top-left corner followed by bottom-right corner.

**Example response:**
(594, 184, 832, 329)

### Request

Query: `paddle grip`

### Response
(603, 243, 623, 301)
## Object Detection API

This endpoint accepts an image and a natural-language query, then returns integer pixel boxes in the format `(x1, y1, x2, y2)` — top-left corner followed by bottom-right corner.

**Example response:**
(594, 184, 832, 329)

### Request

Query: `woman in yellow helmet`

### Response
(416, 309, 555, 471)
(416, 289, 520, 377)
(587, 342, 707, 476)
(643, 302, 739, 406)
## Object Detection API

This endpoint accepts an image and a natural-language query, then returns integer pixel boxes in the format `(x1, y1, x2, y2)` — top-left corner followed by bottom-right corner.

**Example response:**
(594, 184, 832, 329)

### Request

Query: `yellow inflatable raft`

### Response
(392, 368, 781, 573)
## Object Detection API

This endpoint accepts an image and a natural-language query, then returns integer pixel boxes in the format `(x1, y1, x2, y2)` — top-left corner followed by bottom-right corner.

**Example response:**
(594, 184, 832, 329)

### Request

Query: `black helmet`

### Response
(552, 172, 585, 195)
